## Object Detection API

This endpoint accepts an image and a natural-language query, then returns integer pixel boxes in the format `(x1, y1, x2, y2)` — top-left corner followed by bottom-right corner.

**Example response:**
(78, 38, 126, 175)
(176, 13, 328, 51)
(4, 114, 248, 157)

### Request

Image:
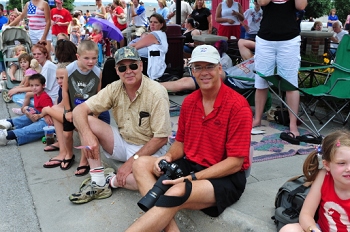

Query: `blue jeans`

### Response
(12, 115, 48, 145)
(12, 93, 34, 107)
(183, 45, 194, 54)
(245, 33, 257, 40)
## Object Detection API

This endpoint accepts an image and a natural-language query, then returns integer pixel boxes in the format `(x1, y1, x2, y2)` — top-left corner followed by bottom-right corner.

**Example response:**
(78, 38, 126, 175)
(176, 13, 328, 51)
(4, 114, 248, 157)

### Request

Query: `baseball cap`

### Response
(114, 46, 141, 64)
(55, 0, 63, 3)
(188, 45, 220, 65)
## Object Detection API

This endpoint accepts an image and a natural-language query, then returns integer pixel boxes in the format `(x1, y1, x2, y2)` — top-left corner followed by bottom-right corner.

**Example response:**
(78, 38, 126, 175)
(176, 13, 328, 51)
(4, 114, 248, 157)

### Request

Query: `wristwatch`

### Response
(190, 171, 197, 181)
(133, 153, 139, 160)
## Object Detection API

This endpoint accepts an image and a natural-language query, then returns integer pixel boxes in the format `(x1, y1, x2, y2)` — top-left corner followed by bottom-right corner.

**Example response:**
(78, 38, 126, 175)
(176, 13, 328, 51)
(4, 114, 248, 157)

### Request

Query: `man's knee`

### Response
(133, 156, 156, 176)
(165, 182, 186, 197)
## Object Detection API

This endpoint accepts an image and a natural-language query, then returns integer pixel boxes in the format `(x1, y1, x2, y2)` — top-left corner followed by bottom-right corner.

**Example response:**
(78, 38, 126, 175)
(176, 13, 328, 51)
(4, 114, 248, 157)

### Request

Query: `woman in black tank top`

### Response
(183, 18, 201, 55)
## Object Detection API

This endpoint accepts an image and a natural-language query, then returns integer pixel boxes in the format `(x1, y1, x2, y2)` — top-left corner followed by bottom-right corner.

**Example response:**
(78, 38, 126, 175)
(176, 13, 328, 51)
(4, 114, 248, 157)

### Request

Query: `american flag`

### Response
(28, 2, 37, 15)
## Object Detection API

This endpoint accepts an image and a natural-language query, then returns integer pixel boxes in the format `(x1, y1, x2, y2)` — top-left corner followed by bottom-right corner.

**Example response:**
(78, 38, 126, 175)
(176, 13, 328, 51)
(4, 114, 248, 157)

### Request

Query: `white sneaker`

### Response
(0, 120, 12, 130)
(0, 129, 8, 146)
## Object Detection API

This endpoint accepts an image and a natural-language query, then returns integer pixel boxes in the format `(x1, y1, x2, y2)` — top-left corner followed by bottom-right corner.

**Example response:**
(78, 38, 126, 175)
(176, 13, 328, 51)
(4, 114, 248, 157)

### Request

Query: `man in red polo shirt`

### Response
(51, 0, 72, 50)
(128, 45, 252, 231)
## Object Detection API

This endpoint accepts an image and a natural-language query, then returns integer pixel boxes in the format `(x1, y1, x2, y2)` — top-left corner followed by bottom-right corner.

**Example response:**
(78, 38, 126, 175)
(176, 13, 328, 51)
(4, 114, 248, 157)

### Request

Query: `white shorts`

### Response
(254, 35, 301, 89)
(102, 125, 168, 161)
(29, 29, 52, 45)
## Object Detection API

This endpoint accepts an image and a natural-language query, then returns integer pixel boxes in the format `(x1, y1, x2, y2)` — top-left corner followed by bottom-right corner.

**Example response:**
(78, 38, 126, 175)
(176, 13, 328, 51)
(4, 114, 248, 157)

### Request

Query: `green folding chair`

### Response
(260, 34, 350, 136)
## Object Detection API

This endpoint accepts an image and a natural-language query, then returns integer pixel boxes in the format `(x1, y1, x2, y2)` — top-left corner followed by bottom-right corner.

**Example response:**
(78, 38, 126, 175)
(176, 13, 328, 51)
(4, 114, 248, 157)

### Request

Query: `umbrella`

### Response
(88, 17, 123, 42)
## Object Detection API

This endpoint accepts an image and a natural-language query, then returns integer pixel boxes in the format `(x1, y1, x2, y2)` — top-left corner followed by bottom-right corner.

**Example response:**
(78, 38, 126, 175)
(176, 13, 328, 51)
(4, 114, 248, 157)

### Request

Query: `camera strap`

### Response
(155, 179, 192, 208)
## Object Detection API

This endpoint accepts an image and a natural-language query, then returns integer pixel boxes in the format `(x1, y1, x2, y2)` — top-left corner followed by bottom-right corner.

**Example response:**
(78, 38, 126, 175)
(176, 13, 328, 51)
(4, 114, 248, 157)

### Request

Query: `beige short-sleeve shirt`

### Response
(86, 75, 171, 145)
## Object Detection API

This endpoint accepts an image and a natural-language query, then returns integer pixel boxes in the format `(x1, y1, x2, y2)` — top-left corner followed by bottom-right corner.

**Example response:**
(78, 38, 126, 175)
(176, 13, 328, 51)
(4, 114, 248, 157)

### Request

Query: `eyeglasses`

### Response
(191, 64, 218, 73)
(117, 63, 139, 72)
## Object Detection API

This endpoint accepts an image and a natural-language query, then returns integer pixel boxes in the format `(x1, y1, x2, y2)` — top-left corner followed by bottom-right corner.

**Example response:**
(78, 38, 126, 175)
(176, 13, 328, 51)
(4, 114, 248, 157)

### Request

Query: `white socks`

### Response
(90, 167, 105, 186)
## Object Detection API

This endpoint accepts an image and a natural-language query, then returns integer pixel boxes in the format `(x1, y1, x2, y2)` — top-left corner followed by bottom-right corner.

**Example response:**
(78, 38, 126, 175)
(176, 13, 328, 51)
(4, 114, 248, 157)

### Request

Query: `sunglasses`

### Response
(117, 63, 138, 72)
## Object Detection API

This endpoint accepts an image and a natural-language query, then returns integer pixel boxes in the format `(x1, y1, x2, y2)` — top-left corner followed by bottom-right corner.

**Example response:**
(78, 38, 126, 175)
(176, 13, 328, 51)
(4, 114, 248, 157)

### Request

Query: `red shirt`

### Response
(112, 6, 127, 31)
(176, 82, 252, 170)
(91, 32, 103, 43)
(318, 172, 350, 232)
(51, 8, 72, 36)
(34, 91, 53, 112)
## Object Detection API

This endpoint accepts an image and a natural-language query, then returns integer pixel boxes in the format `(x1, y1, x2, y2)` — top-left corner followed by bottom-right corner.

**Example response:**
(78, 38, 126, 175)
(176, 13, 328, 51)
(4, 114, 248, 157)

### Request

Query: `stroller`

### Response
(0, 27, 32, 103)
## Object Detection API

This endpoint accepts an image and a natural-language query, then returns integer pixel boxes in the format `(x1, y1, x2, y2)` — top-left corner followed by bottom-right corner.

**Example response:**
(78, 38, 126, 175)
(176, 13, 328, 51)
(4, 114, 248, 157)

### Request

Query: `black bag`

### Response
(274, 106, 290, 126)
(272, 175, 313, 231)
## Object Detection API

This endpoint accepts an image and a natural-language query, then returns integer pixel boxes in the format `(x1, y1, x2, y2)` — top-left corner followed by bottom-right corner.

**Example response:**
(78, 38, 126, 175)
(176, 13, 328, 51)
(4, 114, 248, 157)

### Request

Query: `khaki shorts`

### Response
(122, 25, 147, 39)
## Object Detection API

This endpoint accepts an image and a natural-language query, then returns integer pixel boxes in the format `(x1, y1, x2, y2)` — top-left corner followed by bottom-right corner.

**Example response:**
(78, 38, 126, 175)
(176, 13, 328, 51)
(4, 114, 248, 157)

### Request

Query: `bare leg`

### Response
(9, 65, 17, 81)
(252, 88, 268, 127)
(161, 77, 196, 92)
(285, 90, 300, 136)
(238, 39, 255, 60)
(279, 223, 303, 232)
(61, 130, 74, 167)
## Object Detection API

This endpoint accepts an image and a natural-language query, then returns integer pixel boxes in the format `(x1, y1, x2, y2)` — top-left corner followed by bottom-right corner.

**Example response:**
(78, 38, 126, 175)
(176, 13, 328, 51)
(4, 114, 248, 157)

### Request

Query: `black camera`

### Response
(137, 159, 183, 212)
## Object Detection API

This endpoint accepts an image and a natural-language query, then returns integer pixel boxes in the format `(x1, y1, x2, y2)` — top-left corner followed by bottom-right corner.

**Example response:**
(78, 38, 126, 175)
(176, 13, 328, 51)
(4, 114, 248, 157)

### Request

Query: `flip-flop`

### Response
(60, 155, 75, 170)
(75, 165, 90, 177)
(280, 132, 300, 145)
(43, 158, 63, 168)
(296, 134, 323, 144)
(44, 144, 60, 152)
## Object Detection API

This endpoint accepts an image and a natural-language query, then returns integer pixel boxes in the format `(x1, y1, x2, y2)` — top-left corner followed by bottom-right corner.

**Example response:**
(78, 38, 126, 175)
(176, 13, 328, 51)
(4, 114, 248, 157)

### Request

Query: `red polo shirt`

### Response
(176, 82, 252, 170)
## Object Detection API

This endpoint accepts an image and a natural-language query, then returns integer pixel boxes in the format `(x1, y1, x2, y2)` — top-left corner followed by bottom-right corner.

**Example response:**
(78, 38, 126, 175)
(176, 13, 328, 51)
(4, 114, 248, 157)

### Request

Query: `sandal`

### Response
(296, 134, 323, 144)
(280, 132, 300, 145)
(12, 108, 24, 115)
(43, 158, 63, 168)
(60, 155, 75, 170)
(75, 165, 90, 177)
(44, 144, 60, 152)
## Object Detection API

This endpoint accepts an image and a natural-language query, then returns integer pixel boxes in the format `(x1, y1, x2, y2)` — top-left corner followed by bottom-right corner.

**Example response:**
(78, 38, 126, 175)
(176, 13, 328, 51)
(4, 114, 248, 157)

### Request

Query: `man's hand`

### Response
(153, 155, 172, 177)
(65, 111, 73, 122)
(162, 176, 187, 186)
(80, 133, 100, 160)
(116, 159, 133, 187)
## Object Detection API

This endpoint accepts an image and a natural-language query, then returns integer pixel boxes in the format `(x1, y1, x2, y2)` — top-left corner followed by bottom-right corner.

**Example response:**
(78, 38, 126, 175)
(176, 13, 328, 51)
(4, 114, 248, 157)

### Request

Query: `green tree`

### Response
(334, 0, 350, 23)
(304, 0, 332, 20)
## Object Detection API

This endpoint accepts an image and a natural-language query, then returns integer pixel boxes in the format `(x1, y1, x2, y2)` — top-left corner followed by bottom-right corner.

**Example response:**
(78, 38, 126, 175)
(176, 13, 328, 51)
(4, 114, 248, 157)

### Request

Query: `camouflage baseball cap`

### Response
(114, 46, 141, 64)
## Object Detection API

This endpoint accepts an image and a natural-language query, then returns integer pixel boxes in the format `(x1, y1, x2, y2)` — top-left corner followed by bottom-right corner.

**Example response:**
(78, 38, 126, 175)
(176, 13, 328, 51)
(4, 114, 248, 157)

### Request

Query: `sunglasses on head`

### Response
(117, 63, 139, 72)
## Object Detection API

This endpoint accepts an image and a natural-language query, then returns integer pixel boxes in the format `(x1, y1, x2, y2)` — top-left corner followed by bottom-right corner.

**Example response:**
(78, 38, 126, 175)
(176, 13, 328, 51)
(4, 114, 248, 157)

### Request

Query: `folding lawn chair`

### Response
(260, 34, 350, 137)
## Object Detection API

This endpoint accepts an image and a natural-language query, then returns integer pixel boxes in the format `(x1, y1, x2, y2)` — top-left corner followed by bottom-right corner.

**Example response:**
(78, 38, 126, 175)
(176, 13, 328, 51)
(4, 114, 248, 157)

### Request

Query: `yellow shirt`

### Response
(86, 75, 171, 145)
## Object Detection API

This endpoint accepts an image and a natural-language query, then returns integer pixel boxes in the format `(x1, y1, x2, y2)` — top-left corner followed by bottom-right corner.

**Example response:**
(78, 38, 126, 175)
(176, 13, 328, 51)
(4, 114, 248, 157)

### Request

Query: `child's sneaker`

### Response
(69, 181, 112, 204)
(12, 108, 24, 115)
(0, 120, 12, 130)
(0, 129, 8, 146)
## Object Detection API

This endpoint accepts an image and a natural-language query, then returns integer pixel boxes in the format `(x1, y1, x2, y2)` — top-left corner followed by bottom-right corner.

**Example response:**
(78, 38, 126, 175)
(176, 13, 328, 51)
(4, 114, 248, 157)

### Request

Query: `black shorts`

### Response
(63, 113, 75, 132)
(173, 157, 246, 217)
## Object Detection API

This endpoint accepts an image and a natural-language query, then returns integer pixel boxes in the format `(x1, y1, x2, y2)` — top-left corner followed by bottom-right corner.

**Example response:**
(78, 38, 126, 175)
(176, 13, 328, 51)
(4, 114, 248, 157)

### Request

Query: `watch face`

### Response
(133, 154, 139, 160)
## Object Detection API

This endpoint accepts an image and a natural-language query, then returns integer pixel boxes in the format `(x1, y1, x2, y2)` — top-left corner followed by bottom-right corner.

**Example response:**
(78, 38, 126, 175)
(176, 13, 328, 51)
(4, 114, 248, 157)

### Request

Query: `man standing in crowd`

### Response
(168, 0, 192, 26)
(51, 0, 72, 50)
(120, 0, 148, 47)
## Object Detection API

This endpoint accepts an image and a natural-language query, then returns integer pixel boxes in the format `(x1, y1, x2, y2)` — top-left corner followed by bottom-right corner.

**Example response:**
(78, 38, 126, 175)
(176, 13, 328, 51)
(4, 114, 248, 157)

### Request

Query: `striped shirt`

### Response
(27, 1, 46, 30)
(176, 82, 252, 170)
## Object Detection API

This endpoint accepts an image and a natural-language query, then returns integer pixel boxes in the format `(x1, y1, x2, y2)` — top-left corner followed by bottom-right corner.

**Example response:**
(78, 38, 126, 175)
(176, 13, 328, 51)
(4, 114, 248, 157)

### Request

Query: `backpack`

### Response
(272, 175, 313, 231)
(274, 106, 290, 126)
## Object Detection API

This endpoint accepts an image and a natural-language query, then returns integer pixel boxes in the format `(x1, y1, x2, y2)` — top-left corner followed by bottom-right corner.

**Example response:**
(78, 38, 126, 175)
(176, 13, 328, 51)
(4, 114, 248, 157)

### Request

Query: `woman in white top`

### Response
(94, 0, 106, 19)
(130, 13, 168, 80)
(215, 0, 244, 40)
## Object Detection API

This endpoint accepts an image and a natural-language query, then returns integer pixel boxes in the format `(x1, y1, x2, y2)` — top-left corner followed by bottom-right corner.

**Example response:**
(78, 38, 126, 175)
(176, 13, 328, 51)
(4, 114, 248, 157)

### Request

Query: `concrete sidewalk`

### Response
(0, 96, 338, 232)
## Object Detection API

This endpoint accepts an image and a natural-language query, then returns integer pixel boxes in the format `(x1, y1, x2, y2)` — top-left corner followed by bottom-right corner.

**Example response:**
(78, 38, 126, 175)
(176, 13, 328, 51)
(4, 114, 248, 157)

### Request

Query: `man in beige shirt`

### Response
(69, 46, 171, 204)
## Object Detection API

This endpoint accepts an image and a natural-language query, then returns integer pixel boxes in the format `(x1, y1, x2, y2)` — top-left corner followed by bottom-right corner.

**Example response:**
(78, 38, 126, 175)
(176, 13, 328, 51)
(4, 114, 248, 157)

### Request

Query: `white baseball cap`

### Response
(188, 45, 220, 65)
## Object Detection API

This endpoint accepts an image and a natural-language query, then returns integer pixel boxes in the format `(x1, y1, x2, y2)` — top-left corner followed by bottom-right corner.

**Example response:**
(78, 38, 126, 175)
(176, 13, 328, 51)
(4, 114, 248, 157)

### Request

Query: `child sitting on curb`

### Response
(0, 74, 53, 146)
